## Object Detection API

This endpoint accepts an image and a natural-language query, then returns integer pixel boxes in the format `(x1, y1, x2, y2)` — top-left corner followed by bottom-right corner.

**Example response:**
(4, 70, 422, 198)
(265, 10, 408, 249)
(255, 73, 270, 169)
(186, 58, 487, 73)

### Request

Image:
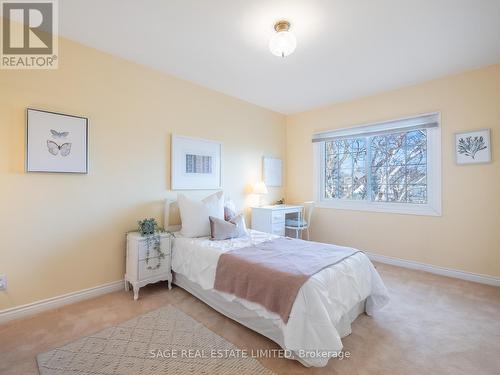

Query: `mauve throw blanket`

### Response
(214, 237, 361, 323)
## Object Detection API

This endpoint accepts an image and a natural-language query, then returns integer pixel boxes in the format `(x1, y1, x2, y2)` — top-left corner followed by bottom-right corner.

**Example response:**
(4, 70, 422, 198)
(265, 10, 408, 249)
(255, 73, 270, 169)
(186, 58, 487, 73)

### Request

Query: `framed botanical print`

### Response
(171, 135, 222, 190)
(26, 108, 89, 173)
(455, 129, 491, 165)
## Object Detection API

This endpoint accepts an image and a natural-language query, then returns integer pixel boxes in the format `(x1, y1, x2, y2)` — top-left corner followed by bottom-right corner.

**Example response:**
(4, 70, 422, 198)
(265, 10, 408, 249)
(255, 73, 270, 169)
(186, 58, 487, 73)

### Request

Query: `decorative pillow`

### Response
(224, 199, 237, 221)
(209, 214, 248, 240)
(230, 214, 248, 237)
(178, 191, 224, 237)
(224, 206, 237, 221)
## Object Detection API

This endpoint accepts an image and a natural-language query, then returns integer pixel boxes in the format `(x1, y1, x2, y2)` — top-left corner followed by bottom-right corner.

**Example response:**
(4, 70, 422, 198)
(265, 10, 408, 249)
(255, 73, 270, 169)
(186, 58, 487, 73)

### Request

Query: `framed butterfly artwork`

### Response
(26, 108, 89, 173)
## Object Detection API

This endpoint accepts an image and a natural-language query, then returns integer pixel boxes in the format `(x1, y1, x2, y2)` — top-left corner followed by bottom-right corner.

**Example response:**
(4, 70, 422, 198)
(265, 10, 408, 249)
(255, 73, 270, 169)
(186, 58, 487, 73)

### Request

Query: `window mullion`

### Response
(323, 142, 328, 200)
(366, 136, 372, 202)
(350, 148, 354, 199)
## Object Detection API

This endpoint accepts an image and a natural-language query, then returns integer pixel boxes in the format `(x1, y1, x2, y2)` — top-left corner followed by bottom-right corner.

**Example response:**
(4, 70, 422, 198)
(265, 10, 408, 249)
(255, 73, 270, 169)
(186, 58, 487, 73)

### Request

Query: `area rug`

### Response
(37, 305, 276, 375)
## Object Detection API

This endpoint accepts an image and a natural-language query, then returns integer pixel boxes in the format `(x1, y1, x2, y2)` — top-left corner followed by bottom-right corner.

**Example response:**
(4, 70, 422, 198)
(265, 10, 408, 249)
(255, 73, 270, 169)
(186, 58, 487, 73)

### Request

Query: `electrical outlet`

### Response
(0, 275, 6, 291)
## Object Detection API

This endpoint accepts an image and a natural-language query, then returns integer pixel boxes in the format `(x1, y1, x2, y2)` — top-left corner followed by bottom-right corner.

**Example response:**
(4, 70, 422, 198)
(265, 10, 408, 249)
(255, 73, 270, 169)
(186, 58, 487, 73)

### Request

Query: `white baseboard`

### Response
(0, 280, 124, 324)
(367, 252, 500, 287)
(1, 254, 498, 324)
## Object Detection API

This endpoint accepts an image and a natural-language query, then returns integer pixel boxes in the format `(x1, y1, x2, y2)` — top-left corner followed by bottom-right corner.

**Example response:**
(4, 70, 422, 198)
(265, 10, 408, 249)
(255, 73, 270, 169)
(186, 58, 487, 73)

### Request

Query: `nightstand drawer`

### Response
(137, 239, 170, 261)
(138, 257, 170, 280)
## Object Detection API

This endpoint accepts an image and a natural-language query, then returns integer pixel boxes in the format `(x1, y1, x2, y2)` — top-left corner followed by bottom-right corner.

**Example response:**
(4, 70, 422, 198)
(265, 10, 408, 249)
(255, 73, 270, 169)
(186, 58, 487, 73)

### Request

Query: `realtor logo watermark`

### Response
(1, 0, 58, 69)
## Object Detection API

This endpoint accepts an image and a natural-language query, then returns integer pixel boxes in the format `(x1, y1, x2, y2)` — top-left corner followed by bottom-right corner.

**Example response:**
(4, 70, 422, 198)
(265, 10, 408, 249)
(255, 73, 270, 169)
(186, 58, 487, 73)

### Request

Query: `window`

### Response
(314, 114, 441, 216)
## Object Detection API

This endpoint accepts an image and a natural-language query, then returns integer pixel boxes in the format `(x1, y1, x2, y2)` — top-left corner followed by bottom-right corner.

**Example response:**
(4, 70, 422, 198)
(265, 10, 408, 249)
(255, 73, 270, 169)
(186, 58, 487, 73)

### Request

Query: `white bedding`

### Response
(172, 230, 389, 367)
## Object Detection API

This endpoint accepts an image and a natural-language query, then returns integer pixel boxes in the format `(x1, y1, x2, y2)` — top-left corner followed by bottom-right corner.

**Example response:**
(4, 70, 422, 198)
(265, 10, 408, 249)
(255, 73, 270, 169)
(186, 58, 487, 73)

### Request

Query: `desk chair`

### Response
(285, 201, 315, 240)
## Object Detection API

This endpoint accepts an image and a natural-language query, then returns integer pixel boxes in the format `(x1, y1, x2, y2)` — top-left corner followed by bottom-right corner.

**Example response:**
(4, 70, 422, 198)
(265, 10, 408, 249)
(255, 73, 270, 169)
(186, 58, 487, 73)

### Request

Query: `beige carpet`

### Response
(36, 305, 275, 375)
(3, 263, 500, 374)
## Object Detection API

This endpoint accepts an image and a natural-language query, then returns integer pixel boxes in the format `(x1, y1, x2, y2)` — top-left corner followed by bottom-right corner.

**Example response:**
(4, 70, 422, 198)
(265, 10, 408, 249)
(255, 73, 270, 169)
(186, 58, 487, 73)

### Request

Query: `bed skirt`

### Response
(173, 272, 366, 367)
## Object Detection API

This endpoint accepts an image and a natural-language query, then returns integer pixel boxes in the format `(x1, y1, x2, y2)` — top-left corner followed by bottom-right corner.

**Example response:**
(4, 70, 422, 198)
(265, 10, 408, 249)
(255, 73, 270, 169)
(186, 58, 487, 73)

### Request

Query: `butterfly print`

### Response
(47, 140, 72, 156)
(50, 129, 69, 138)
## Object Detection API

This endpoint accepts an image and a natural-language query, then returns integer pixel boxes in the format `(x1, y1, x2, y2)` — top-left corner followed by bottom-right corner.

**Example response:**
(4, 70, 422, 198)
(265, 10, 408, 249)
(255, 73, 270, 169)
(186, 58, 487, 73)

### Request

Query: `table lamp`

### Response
(253, 181, 269, 207)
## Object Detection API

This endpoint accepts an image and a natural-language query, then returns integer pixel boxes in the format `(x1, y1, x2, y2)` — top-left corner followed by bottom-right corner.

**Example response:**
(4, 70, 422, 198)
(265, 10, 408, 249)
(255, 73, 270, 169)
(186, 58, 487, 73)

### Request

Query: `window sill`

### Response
(315, 199, 442, 217)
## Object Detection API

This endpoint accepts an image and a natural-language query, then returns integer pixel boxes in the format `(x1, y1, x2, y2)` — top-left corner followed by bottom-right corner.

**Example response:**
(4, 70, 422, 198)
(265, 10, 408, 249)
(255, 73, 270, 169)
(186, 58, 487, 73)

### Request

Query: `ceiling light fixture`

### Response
(269, 20, 296, 58)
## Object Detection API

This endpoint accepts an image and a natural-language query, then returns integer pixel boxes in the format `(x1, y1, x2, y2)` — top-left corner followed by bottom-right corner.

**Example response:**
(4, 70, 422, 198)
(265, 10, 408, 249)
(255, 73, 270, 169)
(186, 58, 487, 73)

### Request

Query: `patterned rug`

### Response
(37, 305, 276, 375)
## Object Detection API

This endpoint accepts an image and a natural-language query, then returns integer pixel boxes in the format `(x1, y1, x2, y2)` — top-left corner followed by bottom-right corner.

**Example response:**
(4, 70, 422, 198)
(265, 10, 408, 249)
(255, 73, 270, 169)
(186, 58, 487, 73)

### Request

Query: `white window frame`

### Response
(313, 113, 442, 216)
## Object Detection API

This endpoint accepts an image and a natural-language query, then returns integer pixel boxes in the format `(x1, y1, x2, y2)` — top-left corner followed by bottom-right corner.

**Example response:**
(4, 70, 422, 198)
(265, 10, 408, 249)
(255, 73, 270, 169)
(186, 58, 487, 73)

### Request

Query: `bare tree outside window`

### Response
(324, 129, 427, 204)
(325, 137, 367, 200)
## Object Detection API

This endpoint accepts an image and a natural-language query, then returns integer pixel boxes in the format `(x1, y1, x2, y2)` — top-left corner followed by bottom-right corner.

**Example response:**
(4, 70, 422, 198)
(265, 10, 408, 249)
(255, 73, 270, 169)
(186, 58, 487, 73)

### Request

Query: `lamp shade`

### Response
(253, 181, 269, 195)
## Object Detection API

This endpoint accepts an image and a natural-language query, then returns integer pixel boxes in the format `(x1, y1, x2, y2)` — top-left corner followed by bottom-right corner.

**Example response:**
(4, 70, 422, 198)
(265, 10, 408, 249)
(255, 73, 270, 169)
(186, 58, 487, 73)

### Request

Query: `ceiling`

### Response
(59, 0, 500, 114)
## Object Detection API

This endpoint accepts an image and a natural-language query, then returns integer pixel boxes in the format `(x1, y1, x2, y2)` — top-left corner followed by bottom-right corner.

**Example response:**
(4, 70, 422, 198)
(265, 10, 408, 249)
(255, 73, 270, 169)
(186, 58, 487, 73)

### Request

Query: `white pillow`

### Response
(230, 214, 249, 237)
(178, 192, 224, 237)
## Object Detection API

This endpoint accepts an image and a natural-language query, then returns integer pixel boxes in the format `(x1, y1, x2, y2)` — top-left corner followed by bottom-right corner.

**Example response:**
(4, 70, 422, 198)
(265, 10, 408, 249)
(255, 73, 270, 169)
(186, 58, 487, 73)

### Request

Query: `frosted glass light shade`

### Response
(269, 31, 297, 57)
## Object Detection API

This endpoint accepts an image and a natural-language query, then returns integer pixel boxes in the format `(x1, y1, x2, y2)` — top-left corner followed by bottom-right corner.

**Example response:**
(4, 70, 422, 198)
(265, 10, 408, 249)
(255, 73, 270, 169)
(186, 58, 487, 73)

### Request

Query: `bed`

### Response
(164, 199, 389, 367)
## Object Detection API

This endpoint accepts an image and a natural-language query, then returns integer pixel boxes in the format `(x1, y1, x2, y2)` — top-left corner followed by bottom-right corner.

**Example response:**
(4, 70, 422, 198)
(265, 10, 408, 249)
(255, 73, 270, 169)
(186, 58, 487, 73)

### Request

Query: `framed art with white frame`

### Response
(171, 135, 222, 190)
(26, 108, 89, 174)
(455, 129, 491, 165)
(263, 156, 283, 187)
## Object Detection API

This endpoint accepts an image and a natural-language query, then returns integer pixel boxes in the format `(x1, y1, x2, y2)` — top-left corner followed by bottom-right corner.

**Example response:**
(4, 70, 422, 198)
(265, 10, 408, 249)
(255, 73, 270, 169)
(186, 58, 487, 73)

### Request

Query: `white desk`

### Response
(251, 204, 303, 236)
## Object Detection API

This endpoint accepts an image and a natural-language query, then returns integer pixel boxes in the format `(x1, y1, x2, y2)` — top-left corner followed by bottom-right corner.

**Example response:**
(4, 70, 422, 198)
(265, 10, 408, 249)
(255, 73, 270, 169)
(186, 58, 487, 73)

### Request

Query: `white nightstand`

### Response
(125, 231, 173, 300)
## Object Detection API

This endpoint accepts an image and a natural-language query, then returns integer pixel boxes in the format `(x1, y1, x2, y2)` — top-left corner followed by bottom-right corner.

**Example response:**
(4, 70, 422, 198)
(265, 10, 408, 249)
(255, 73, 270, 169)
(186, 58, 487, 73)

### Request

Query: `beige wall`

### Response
(1, 35, 499, 313)
(286, 64, 500, 278)
(0, 38, 286, 310)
